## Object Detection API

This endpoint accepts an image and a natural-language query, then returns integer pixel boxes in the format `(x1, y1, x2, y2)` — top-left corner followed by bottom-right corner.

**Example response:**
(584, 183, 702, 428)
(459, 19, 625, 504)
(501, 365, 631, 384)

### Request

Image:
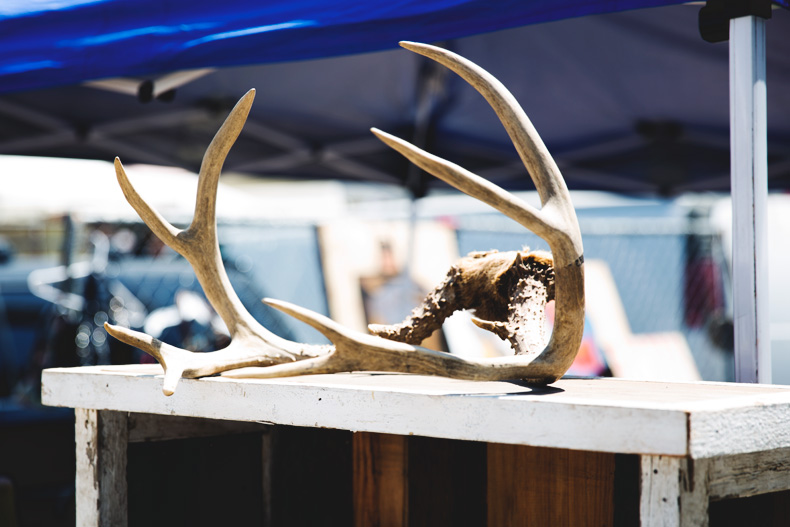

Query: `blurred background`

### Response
(0, 1, 789, 525)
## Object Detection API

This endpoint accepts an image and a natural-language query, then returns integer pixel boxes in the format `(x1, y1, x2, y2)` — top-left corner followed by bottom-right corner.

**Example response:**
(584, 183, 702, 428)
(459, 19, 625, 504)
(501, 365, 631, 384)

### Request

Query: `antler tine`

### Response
(112, 89, 255, 253)
(398, 41, 582, 266)
(178, 89, 260, 336)
(104, 323, 192, 395)
(399, 44, 562, 201)
(115, 158, 184, 252)
(224, 298, 563, 383)
(263, 298, 418, 352)
(116, 89, 272, 339)
(261, 298, 535, 373)
(108, 90, 328, 395)
(370, 128, 552, 241)
(191, 89, 255, 234)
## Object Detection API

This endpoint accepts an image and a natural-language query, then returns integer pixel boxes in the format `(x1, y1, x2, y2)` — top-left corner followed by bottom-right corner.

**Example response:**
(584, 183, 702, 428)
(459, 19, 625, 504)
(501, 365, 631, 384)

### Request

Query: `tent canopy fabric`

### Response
(0, 0, 699, 94)
(0, 1, 788, 194)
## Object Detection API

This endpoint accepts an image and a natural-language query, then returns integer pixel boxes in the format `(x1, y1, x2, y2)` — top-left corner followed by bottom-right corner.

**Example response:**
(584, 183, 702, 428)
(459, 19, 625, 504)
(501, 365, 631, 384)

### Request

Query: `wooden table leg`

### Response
(640, 455, 709, 527)
(75, 409, 128, 527)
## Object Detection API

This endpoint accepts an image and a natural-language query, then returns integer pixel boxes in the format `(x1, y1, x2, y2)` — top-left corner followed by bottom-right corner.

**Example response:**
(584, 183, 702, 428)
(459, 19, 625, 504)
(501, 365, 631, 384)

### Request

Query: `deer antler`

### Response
(225, 42, 584, 384)
(108, 44, 584, 394)
(365, 42, 584, 373)
(104, 90, 329, 395)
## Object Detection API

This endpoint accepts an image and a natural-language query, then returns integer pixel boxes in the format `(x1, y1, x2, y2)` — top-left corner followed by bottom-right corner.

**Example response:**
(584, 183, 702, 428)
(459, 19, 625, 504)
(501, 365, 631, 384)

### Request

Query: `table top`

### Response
(41, 365, 790, 458)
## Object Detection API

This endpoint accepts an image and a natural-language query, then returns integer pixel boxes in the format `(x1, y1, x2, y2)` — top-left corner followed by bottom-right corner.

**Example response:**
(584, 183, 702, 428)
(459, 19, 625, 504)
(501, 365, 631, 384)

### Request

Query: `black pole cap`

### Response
(699, 0, 772, 43)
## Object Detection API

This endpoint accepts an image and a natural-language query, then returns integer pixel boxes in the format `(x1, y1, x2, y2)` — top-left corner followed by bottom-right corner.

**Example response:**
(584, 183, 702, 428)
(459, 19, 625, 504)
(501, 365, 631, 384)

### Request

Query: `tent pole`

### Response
(729, 15, 770, 384)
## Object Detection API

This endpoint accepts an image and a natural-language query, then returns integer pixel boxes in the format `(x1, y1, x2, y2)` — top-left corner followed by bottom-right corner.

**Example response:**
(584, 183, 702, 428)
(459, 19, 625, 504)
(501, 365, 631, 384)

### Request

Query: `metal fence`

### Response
(456, 207, 734, 382)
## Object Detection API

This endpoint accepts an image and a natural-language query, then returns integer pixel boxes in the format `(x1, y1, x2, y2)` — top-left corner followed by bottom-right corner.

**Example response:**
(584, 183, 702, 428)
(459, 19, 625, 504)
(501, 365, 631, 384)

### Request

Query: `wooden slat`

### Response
(707, 446, 790, 500)
(353, 432, 408, 527)
(639, 455, 709, 527)
(75, 409, 128, 527)
(97, 411, 128, 526)
(487, 443, 615, 527)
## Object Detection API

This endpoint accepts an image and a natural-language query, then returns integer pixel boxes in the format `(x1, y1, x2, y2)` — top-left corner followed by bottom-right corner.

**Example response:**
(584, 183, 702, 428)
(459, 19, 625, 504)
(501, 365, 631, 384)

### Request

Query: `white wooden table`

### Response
(42, 365, 790, 526)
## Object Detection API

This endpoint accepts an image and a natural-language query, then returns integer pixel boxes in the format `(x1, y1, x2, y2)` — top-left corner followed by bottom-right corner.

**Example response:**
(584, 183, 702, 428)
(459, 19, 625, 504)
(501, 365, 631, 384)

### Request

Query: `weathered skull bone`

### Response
(105, 41, 585, 396)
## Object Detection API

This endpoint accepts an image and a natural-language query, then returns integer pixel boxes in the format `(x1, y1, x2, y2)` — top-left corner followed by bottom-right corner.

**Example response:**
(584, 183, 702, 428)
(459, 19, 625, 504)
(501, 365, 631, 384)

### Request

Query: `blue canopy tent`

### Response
(0, 0, 788, 383)
(0, 3, 787, 191)
(2, 0, 775, 93)
(0, 1, 787, 192)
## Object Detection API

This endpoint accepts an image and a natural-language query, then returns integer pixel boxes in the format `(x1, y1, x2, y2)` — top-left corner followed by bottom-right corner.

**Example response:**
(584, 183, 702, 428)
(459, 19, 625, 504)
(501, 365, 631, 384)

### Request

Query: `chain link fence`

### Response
(456, 205, 734, 381)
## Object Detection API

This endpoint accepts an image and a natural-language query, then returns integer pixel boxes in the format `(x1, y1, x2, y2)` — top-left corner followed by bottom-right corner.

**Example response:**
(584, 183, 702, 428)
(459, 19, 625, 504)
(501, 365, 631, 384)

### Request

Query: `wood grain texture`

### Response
(75, 408, 99, 526)
(487, 443, 615, 527)
(707, 446, 790, 500)
(75, 409, 128, 527)
(353, 432, 408, 527)
(44, 367, 790, 459)
(689, 403, 790, 458)
(639, 455, 708, 527)
(352, 432, 487, 527)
